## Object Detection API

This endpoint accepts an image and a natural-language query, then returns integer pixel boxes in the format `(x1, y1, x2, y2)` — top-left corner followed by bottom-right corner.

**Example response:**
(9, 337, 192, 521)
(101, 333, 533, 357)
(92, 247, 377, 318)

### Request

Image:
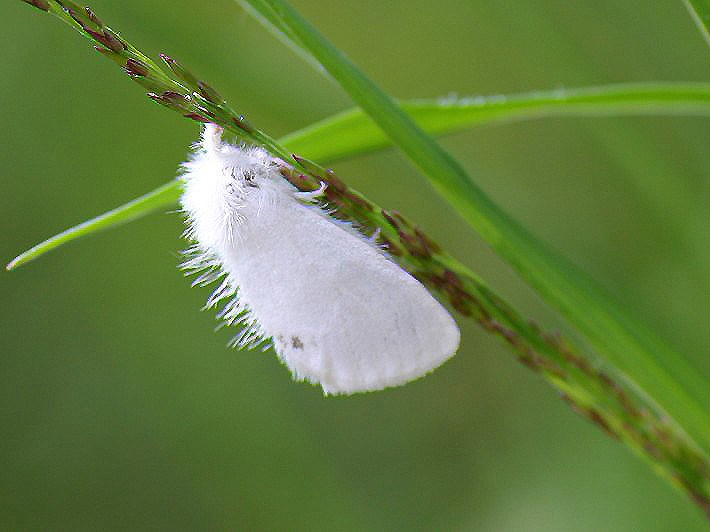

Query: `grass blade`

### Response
(13, 1, 710, 512)
(237, 0, 710, 458)
(684, 0, 710, 47)
(6, 182, 180, 270)
(282, 83, 710, 162)
(10, 82, 710, 271)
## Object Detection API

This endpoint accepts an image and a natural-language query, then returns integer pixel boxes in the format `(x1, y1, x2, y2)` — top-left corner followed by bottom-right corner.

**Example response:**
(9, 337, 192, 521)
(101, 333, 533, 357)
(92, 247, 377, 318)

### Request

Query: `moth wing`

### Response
(225, 197, 459, 394)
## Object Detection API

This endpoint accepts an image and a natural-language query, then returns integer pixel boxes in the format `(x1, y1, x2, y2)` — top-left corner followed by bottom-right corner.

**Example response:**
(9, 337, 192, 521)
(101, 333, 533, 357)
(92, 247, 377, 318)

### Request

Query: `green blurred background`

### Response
(3, 0, 710, 530)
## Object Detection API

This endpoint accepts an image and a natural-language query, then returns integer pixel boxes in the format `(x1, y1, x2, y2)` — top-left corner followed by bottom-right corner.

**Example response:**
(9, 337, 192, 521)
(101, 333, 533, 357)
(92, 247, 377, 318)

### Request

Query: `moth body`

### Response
(180, 125, 459, 394)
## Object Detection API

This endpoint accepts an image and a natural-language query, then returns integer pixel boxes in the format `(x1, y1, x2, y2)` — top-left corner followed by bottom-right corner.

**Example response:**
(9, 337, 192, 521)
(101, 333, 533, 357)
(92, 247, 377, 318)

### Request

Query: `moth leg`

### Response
(369, 228, 381, 245)
(293, 181, 327, 202)
(202, 123, 224, 153)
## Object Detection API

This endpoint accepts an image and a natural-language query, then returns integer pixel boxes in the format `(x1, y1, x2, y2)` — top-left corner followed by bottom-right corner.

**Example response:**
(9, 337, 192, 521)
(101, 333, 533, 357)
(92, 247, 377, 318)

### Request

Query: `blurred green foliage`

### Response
(2, 0, 710, 530)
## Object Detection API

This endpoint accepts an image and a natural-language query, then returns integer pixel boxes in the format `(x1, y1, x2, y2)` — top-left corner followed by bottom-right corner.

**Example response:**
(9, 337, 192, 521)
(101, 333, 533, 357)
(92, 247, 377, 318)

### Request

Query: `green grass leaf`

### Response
(6, 182, 180, 271)
(282, 83, 710, 162)
(684, 0, 710, 46)
(236, 0, 710, 457)
(11, 83, 710, 271)
(11, 0, 710, 512)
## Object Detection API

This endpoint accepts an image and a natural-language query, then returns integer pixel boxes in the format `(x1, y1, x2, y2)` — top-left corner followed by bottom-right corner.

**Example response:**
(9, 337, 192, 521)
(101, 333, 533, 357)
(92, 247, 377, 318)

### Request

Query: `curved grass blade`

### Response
(6, 182, 180, 270)
(9, 83, 710, 269)
(236, 0, 710, 460)
(12, 1, 710, 513)
(281, 83, 710, 163)
(15, 0, 710, 460)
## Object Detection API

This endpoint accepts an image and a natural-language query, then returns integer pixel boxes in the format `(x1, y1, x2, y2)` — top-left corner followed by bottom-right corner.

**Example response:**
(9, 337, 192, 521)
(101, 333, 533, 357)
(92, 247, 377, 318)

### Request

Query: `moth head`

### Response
(201, 124, 295, 198)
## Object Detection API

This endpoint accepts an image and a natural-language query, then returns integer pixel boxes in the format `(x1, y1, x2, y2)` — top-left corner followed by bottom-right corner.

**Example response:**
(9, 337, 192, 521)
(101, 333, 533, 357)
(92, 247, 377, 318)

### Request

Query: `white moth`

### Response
(180, 124, 460, 394)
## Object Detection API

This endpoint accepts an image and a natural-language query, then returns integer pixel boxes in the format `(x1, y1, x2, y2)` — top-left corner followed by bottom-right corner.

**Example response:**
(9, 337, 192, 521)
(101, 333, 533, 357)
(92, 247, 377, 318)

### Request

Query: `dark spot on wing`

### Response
(291, 336, 304, 349)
